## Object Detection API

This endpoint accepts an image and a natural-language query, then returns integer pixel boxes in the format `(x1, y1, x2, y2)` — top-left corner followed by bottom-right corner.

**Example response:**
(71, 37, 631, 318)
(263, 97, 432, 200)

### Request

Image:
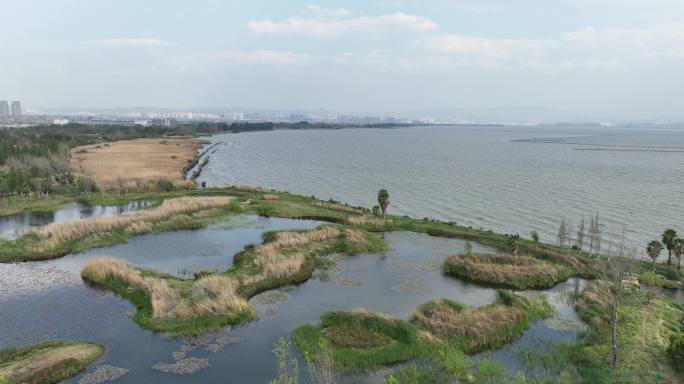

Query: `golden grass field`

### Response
(70, 138, 206, 189)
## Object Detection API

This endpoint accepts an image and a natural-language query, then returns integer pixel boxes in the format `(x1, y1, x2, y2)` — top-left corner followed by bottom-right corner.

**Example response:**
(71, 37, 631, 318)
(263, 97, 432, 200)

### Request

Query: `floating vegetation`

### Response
(172, 351, 186, 361)
(386, 259, 441, 273)
(544, 315, 585, 332)
(78, 365, 130, 384)
(252, 290, 289, 305)
(207, 335, 241, 353)
(389, 275, 429, 294)
(335, 276, 363, 288)
(151, 357, 210, 375)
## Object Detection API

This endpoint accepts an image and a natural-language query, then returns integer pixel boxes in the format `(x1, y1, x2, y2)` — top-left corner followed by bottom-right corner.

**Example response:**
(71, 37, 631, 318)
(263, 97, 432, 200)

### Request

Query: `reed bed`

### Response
(248, 227, 341, 281)
(412, 291, 551, 353)
(228, 184, 267, 192)
(82, 256, 249, 319)
(34, 197, 230, 248)
(312, 201, 365, 214)
(345, 215, 392, 227)
(443, 253, 572, 289)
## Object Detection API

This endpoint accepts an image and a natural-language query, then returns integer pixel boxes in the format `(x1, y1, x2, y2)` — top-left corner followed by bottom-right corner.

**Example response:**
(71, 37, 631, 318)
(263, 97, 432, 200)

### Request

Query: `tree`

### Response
(589, 211, 601, 257)
(529, 230, 539, 243)
(576, 218, 585, 250)
(675, 238, 683, 271)
(507, 234, 520, 258)
(464, 241, 473, 256)
(646, 240, 663, 272)
(662, 229, 678, 266)
(557, 218, 567, 248)
(599, 227, 634, 368)
(640, 271, 664, 305)
(377, 189, 389, 217)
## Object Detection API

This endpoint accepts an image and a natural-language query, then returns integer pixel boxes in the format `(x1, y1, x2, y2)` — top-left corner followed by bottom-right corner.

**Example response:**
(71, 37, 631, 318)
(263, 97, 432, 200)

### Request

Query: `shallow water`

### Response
(197, 125, 684, 260)
(0, 200, 155, 240)
(0, 219, 585, 383)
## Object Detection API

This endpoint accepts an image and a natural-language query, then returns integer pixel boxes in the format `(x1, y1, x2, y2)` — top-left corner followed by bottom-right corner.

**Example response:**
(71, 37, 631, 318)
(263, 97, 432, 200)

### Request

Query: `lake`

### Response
(197, 125, 684, 259)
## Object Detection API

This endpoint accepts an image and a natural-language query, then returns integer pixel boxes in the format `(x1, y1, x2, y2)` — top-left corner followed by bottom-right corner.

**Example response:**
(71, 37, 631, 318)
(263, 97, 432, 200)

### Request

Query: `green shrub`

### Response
(668, 332, 684, 367)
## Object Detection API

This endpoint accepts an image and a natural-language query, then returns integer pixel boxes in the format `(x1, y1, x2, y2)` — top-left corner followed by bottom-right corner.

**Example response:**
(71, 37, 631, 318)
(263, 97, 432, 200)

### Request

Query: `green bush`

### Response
(668, 332, 684, 367)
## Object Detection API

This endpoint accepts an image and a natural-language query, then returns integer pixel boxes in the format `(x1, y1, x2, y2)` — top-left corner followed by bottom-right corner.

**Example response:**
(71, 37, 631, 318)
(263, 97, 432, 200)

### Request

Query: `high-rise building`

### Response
(10, 101, 21, 116)
(0, 101, 8, 116)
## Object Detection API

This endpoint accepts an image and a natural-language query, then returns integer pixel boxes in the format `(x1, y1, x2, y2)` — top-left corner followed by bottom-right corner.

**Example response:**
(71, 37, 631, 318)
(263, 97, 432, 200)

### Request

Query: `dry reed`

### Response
(345, 215, 392, 227)
(34, 197, 230, 248)
(82, 256, 249, 319)
(245, 227, 341, 283)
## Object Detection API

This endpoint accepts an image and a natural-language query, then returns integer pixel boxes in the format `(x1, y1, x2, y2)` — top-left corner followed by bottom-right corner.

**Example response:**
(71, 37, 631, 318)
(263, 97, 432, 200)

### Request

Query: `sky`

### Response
(2, 0, 684, 120)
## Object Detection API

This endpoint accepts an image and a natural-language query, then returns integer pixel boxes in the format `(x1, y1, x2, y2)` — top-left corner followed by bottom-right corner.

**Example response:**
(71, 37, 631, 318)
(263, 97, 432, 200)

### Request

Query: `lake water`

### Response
(197, 125, 684, 259)
(0, 216, 585, 383)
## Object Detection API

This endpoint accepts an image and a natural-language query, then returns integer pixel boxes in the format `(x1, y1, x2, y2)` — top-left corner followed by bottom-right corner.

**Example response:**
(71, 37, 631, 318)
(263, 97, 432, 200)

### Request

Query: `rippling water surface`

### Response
(198, 125, 684, 257)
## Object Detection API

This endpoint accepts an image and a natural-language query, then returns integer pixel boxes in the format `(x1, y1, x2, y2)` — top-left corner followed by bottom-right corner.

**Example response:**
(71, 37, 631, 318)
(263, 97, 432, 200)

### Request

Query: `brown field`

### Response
(70, 138, 206, 189)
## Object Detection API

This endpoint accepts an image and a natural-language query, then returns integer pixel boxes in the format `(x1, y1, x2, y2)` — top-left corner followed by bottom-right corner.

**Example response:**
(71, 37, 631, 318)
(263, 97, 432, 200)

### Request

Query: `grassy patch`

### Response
(570, 281, 684, 383)
(293, 291, 550, 372)
(293, 310, 427, 372)
(0, 340, 103, 384)
(443, 253, 576, 289)
(412, 290, 553, 353)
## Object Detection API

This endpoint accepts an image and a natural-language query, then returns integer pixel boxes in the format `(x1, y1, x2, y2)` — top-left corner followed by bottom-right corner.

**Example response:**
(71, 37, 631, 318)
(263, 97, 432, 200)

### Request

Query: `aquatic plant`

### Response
(0, 340, 103, 384)
(412, 291, 552, 353)
(443, 253, 574, 289)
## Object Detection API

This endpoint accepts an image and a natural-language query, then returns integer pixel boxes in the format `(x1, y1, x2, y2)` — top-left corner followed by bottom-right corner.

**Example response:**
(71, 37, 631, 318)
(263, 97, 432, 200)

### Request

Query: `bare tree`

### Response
(598, 227, 635, 368)
(113, 177, 127, 196)
(577, 218, 585, 251)
(557, 218, 567, 248)
(590, 211, 601, 257)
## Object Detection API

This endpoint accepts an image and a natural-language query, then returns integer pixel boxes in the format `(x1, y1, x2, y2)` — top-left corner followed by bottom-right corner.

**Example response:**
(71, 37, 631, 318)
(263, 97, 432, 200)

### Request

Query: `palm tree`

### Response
(646, 240, 663, 272)
(507, 234, 520, 258)
(377, 189, 389, 217)
(662, 229, 678, 266)
(675, 238, 683, 271)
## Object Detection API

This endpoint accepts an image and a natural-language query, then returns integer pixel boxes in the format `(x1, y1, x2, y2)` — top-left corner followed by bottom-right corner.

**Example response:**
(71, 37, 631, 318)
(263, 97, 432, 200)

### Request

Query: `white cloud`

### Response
(305, 5, 354, 19)
(85, 37, 173, 47)
(425, 35, 555, 58)
(248, 12, 437, 37)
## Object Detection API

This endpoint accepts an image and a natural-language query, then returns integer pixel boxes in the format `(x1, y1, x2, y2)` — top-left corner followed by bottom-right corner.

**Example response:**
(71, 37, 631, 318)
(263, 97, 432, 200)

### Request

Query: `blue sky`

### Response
(2, 0, 684, 120)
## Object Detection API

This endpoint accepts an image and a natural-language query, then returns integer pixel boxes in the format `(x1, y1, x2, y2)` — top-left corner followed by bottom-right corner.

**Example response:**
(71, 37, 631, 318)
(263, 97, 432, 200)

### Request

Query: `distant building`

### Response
(0, 101, 8, 116)
(53, 119, 70, 126)
(10, 101, 21, 116)
(134, 120, 149, 126)
(152, 118, 177, 128)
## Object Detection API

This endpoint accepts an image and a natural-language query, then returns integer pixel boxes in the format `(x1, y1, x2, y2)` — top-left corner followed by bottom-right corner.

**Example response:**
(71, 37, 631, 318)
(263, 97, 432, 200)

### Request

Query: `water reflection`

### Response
(0, 200, 155, 240)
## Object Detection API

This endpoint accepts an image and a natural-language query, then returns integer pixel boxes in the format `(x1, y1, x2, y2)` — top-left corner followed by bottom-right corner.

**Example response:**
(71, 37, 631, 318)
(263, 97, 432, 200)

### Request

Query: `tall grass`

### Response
(345, 215, 392, 227)
(443, 253, 572, 289)
(82, 256, 249, 319)
(248, 227, 341, 282)
(412, 291, 552, 354)
(34, 197, 230, 248)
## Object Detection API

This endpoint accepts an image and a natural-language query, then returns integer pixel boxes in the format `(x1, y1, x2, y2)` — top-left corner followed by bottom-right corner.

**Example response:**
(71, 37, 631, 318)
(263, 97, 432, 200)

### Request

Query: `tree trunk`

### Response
(610, 300, 619, 368)
(667, 249, 672, 265)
